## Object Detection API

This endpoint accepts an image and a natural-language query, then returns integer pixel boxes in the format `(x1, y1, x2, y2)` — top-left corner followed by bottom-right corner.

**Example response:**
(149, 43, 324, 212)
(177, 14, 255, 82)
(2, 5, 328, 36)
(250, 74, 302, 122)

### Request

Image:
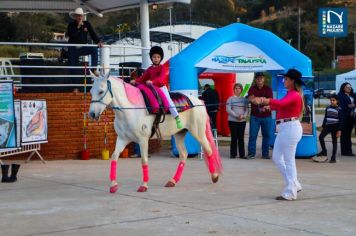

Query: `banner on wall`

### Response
(0, 81, 16, 149)
(276, 76, 314, 135)
(195, 41, 284, 72)
(21, 100, 48, 144)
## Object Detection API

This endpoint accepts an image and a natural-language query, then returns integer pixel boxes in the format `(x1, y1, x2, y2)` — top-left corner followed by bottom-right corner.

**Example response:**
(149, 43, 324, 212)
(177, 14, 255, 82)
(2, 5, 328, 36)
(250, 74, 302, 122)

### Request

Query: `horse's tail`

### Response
(203, 116, 223, 174)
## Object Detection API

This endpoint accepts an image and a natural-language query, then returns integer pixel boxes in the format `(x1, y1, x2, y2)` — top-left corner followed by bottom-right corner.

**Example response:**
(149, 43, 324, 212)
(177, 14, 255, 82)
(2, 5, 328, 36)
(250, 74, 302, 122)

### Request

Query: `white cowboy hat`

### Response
(69, 8, 87, 19)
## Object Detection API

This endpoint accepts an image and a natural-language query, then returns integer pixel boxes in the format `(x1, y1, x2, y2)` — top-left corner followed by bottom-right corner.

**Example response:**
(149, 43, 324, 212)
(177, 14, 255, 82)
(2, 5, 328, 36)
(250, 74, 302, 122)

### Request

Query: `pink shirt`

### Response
(136, 64, 167, 87)
(269, 90, 303, 120)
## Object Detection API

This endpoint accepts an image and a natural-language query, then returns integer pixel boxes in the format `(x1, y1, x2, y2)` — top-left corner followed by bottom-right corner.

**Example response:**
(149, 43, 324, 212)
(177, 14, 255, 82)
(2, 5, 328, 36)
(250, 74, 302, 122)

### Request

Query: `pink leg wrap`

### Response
(110, 160, 117, 181)
(173, 162, 185, 183)
(142, 165, 149, 182)
(208, 156, 216, 174)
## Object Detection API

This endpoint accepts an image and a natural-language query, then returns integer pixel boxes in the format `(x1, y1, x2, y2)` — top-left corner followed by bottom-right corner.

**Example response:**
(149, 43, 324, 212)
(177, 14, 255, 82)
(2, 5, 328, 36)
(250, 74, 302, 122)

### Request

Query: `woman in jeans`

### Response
(251, 69, 304, 201)
(226, 83, 249, 159)
(337, 82, 355, 156)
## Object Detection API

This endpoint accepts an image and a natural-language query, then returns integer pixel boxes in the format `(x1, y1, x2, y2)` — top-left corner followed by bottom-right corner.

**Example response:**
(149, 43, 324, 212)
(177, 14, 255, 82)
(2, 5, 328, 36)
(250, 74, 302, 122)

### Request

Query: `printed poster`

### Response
(21, 100, 48, 144)
(0, 81, 16, 149)
(276, 76, 314, 135)
(14, 100, 21, 147)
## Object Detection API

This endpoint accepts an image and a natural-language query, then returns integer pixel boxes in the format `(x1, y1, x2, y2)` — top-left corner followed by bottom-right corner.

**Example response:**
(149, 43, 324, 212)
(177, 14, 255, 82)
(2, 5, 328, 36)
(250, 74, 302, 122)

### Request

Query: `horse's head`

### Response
(89, 71, 112, 121)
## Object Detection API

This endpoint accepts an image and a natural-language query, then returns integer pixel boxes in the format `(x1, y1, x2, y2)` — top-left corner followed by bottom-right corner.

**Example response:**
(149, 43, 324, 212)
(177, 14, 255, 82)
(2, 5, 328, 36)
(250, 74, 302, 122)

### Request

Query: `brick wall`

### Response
(337, 55, 355, 70)
(13, 92, 160, 160)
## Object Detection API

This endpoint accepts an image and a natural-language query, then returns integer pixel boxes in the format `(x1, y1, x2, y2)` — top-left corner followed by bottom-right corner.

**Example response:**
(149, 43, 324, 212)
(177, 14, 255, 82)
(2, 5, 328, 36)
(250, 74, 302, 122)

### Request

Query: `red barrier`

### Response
(199, 73, 235, 136)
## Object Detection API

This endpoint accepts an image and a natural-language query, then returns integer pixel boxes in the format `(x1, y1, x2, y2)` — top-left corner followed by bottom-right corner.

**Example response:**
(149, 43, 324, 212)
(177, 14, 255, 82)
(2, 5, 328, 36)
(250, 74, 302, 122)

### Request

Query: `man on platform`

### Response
(67, 7, 102, 77)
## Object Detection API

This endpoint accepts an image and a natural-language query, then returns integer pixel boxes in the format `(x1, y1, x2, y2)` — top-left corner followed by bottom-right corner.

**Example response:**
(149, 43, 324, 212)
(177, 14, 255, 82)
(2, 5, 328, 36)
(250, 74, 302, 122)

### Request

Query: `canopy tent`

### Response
(335, 69, 356, 92)
(170, 23, 316, 157)
(0, 0, 191, 68)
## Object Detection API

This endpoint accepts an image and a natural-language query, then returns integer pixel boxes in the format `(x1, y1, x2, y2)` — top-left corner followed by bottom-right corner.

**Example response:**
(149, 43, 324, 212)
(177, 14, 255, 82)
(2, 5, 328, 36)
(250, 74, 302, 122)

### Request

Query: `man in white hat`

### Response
(67, 7, 102, 77)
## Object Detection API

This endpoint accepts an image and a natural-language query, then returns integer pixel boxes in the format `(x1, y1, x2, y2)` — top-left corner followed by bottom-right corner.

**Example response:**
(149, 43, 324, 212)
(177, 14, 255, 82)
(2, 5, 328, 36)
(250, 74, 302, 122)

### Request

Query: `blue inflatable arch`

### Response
(170, 23, 317, 157)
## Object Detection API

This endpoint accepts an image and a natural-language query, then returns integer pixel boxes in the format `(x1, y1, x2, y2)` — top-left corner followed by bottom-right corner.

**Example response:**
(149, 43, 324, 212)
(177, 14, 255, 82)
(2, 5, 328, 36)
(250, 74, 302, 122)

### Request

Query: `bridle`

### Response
(90, 79, 113, 107)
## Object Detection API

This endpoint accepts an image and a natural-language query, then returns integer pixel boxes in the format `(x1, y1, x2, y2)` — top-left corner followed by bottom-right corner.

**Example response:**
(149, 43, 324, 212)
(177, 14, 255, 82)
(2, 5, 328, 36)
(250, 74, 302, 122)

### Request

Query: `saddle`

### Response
(139, 86, 194, 138)
(122, 79, 194, 138)
(141, 89, 194, 115)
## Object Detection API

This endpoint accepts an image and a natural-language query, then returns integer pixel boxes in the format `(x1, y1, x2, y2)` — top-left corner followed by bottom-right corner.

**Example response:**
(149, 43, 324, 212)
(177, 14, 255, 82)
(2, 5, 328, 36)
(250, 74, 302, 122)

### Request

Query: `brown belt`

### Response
(276, 117, 297, 125)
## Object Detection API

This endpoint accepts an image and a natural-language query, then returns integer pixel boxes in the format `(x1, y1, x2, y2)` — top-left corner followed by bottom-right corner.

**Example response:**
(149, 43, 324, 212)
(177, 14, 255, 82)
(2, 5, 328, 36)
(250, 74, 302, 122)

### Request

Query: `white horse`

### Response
(88, 72, 222, 193)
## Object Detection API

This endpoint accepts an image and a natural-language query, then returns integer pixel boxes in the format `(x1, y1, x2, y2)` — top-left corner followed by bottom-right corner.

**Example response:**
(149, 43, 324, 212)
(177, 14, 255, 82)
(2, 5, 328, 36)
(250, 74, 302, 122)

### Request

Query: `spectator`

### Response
(130, 143, 142, 158)
(337, 82, 355, 156)
(67, 7, 102, 78)
(226, 83, 249, 159)
(314, 94, 343, 163)
(202, 84, 220, 129)
(1, 163, 20, 183)
(247, 72, 273, 159)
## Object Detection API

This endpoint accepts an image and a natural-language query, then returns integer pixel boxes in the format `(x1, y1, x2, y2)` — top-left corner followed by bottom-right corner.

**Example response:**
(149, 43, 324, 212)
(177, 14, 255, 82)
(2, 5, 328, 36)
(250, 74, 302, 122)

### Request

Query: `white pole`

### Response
(298, 6, 301, 51)
(140, 0, 150, 69)
(354, 31, 356, 69)
(332, 37, 336, 69)
(101, 47, 110, 73)
(168, 6, 173, 57)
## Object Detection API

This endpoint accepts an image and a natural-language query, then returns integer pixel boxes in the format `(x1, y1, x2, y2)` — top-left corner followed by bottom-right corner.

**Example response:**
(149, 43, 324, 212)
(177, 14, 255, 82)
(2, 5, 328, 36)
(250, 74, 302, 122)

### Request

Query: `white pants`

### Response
(159, 86, 179, 118)
(273, 120, 303, 200)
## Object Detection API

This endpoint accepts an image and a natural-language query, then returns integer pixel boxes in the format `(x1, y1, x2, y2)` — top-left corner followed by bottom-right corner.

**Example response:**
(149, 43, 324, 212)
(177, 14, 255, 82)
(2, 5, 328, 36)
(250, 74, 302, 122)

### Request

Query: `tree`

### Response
(12, 13, 53, 42)
(0, 13, 16, 41)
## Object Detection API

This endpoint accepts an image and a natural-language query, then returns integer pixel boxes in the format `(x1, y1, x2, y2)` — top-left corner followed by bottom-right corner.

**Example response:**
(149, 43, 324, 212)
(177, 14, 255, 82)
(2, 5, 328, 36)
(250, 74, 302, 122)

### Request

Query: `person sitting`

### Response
(130, 46, 183, 129)
(67, 7, 102, 77)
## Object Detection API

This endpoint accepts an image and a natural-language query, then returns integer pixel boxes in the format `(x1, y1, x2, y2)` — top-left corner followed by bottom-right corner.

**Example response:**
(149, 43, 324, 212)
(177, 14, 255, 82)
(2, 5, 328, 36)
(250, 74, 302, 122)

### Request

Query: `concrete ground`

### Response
(1, 110, 355, 236)
(1, 142, 356, 236)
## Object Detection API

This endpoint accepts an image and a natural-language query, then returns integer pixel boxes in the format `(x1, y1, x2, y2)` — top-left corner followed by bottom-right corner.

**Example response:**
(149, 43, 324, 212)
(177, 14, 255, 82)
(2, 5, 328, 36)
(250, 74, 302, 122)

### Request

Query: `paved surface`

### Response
(1, 110, 355, 236)
(1, 142, 356, 236)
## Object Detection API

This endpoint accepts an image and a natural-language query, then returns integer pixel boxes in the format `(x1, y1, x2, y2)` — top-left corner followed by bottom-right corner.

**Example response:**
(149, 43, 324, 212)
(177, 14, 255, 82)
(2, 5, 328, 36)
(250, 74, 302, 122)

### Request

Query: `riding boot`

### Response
(9, 164, 20, 182)
(1, 165, 11, 182)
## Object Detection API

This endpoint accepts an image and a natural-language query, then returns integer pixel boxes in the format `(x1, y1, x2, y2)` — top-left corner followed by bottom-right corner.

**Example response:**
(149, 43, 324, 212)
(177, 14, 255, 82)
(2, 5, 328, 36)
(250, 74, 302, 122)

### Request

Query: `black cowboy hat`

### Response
(149, 46, 164, 60)
(280, 68, 305, 86)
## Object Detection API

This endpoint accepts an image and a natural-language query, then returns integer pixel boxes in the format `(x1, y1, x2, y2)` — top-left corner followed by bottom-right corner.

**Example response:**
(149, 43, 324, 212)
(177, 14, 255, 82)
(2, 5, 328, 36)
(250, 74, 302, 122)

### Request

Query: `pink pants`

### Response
(137, 84, 169, 113)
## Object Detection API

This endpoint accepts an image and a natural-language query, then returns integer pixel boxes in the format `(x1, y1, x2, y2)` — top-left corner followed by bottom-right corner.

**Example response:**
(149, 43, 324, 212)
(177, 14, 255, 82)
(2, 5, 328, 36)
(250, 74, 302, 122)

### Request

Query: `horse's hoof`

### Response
(211, 175, 219, 183)
(165, 180, 176, 187)
(137, 186, 148, 192)
(110, 184, 118, 193)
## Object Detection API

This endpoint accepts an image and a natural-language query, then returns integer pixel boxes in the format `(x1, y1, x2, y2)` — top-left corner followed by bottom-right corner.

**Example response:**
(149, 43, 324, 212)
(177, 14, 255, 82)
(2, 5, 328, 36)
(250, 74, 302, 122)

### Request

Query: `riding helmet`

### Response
(149, 46, 164, 61)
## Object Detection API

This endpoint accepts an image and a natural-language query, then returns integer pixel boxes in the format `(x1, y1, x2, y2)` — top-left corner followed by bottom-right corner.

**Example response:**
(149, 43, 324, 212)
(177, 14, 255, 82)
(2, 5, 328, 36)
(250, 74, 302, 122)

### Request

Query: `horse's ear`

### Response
(100, 69, 105, 77)
(89, 70, 97, 80)
(104, 71, 110, 81)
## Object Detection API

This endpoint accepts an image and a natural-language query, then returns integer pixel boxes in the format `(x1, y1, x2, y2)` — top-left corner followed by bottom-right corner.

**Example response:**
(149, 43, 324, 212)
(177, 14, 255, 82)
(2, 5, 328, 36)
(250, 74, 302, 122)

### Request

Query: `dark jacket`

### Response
(202, 88, 220, 113)
(67, 20, 100, 44)
(337, 92, 355, 118)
